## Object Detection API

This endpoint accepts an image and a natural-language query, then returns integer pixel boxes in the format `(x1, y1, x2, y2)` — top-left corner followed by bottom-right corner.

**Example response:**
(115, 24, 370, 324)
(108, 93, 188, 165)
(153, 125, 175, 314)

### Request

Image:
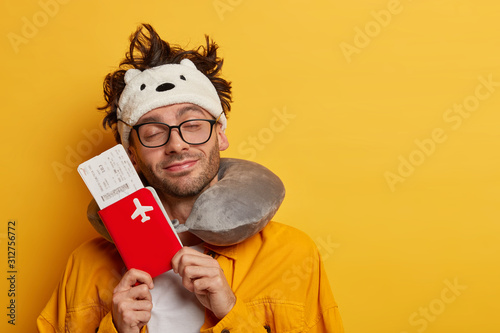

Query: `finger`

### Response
(181, 266, 222, 292)
(171, 247, 208, 272)
(135, 310, 152, 327)
(193, 275, 232, 298)
(184, 265, 220, 280)
(115, 298, 153, 312)
(127, 284, 153, 301)
(114, 268, 154, 293)
(179, 255, 219, 276)
(113, 298, 153, 322)
(129, 299, 153, 312)
(118, 308, 152, 330)
(173, 252, 219, 275)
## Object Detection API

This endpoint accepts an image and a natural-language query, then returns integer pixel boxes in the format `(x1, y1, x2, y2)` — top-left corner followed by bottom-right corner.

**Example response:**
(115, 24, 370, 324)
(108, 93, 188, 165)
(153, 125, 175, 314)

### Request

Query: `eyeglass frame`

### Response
(118, 111, 224, 148)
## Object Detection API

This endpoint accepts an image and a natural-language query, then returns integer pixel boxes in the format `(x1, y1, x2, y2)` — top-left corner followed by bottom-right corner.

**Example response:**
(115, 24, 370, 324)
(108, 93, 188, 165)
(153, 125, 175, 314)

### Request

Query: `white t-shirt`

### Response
(147, 244, 205, 332)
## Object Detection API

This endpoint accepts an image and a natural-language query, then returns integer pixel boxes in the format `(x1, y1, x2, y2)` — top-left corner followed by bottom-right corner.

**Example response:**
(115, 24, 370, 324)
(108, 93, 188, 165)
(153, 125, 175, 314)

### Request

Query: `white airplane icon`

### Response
(131, 198, 154, 223)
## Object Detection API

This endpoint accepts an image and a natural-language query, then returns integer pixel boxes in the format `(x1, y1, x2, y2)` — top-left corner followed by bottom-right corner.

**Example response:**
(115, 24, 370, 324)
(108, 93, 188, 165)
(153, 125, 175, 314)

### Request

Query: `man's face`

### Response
(128, 103, 229, 199)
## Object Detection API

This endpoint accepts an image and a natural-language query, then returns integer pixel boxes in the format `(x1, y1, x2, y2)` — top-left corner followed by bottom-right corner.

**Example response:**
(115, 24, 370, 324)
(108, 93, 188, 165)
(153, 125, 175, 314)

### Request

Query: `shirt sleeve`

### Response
(303, 245, 344, 333)
(36, 268, 117, 333)
(36, 239, 125, 333)
(37, 254, 74, 333)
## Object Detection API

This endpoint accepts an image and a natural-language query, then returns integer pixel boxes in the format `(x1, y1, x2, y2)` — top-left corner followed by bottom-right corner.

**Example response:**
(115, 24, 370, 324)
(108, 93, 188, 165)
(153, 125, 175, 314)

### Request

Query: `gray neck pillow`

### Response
(87, 158, 285, 246)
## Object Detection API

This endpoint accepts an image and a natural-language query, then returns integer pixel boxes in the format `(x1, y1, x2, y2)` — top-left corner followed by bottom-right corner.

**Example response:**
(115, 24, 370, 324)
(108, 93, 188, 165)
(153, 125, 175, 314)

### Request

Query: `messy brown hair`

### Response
(100, 24, 232, 143)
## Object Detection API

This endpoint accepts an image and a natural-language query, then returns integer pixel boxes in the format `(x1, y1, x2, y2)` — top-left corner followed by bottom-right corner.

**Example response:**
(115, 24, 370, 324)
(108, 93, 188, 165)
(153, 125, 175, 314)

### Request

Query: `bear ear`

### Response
(180, 58, 197, 69)
(124, 69, 142, 84)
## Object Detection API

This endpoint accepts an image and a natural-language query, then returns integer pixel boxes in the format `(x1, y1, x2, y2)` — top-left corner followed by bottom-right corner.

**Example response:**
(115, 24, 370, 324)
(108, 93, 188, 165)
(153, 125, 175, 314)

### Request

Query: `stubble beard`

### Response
(137, 144, 220, 199)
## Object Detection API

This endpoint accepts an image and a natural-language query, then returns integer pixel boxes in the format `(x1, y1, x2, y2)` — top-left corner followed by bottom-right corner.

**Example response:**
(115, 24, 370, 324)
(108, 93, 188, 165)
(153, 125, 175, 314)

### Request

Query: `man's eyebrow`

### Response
(136, 115, 159, 124)
(177, 105, 206, 118)
(136, 105, 207, 125)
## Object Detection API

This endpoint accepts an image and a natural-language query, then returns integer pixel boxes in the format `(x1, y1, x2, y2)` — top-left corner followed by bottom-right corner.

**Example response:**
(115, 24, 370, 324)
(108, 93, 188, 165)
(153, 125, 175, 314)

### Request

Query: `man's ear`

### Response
(127, 141, 141, 172)
(216, 124, 229, 151)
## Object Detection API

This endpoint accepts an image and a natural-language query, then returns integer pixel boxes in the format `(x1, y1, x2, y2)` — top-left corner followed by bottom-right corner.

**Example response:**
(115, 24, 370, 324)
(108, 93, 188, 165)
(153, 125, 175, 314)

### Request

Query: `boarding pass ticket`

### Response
(77, 144, 144, 209)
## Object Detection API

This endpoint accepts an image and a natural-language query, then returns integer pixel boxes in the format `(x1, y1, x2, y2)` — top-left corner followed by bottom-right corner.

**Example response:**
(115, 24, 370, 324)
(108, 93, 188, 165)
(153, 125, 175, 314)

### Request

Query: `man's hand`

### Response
(112, 268, 154, 333)
(171, 247, 236, 319)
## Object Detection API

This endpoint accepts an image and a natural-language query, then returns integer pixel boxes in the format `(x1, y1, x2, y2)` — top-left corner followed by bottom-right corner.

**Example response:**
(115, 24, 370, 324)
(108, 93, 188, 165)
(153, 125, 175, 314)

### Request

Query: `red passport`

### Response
(98, 187, 183, 278)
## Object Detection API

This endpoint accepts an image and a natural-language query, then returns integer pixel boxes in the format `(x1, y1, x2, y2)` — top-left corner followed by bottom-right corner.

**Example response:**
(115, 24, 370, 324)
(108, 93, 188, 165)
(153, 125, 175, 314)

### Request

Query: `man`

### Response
(38, 24, 343, 332)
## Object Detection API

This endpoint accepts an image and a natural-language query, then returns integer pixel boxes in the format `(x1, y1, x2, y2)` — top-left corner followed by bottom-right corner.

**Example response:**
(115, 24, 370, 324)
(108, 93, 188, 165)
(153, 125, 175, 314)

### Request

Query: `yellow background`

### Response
(1, 0, 499, 332)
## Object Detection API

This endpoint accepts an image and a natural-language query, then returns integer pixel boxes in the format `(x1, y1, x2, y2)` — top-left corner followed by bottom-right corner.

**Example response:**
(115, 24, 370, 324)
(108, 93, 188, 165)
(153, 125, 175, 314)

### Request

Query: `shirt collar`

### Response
(203, 243, 238, 260)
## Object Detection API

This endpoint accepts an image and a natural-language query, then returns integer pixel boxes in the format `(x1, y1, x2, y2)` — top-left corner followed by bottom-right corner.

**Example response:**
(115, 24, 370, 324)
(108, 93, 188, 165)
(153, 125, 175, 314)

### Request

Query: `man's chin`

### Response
(160, 183, 206, 198)
(155, 175, 209, 198)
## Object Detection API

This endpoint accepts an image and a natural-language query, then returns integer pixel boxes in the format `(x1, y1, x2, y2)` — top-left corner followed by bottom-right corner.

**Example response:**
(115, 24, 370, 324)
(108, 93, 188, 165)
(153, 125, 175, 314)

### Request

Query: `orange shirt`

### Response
(37, 222, 344, 332)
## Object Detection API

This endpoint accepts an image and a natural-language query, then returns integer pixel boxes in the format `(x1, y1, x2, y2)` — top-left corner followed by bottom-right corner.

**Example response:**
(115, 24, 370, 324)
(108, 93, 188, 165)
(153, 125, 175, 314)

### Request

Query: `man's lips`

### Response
(163, 159, 198, 172)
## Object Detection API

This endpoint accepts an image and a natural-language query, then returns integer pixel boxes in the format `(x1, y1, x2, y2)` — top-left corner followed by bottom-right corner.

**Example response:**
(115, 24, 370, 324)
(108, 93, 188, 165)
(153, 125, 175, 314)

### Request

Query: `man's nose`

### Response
(163, 128, 189, 154)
